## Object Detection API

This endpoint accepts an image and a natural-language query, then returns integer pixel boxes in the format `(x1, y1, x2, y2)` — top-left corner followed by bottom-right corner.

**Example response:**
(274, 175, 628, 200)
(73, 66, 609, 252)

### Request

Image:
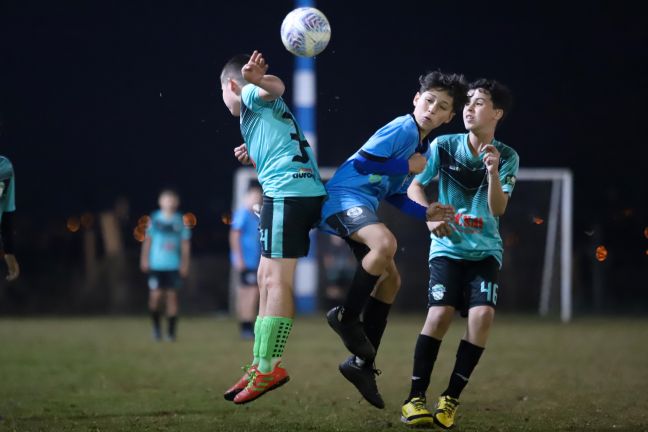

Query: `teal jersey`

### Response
(0, 156, 16, 223)
(240, 84, 326, 198)
(416, 133, 519, 266)
(146, 211, 191, 271)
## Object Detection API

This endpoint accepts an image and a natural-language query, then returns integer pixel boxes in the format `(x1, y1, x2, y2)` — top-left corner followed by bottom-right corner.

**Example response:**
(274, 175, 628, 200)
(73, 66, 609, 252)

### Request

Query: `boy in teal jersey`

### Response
(140, 189, 191, 342)
(400, 79, 519, 429)
(0, 156, 19, 281)
(220, 51, 326, 404)
(320, 71, 465, 409)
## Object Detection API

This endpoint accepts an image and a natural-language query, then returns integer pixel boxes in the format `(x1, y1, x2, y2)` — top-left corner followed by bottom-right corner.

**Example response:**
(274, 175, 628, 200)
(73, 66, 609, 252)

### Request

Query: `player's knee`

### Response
(371, 232, 397, 259)
(426, 307, 453, 331)
(470, 306, 495, 327)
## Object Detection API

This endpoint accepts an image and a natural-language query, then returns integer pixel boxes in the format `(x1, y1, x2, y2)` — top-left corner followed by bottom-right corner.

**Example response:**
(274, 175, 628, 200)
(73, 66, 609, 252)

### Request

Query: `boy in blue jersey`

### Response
(0, 156, 19, 281)
(140, 189, 191, 342)
(229, 186, 262, 340)
(220, 51, 326, 404)
(400, 79, 519, 429)
(320, 71, 466, 408)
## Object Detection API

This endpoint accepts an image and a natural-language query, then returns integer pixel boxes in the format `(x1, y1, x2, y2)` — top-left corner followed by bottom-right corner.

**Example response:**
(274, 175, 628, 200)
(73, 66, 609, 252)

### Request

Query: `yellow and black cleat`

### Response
(400, 396, 434, 428)
(433, 395, 460, 429)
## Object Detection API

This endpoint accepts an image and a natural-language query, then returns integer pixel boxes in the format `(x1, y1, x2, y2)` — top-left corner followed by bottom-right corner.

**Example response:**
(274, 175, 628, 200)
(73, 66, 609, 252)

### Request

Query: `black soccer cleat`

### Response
(326, 306, 376, 361)
(339, 355, 385, 409)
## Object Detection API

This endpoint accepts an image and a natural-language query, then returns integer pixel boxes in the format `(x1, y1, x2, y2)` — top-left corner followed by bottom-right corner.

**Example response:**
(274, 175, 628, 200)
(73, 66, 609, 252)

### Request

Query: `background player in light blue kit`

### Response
(401, 79, 519, 428)
(0, 156, 19, 281)
(229, 185, 262, 340)
(221, 50, 326, 404)
(140, 189, 191, 342)
(320, 71, 466, 408)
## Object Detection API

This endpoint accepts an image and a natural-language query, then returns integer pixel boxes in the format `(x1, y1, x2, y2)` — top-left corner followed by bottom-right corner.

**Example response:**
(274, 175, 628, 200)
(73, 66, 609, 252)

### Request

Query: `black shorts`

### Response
(240, 268, 258, 286)
(324, 205, 380, 238)
(427, 256, 500, 315)
(259, 195, 324, 259)
(148, 270, 182, 290)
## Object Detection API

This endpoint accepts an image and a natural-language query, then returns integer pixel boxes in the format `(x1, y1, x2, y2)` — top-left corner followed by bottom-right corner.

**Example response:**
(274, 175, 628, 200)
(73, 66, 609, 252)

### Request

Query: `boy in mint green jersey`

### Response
(220, 50, 326, 404)
(400, 79, 519, 429)
(0, 156, 19, 281)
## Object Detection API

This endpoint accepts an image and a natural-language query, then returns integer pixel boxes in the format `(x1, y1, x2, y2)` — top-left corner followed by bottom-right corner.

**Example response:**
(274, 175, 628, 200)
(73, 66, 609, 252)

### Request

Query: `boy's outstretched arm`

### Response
(242, 50, 285, 101)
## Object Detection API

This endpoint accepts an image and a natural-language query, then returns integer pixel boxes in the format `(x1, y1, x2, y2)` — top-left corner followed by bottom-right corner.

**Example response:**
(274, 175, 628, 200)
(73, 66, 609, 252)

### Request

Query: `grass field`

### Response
(1, 315, 647, 432)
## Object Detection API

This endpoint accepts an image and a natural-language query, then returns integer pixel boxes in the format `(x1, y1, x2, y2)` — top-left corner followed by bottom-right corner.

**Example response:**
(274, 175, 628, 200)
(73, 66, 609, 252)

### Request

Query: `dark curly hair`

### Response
(419, 71, 468, 112)
(469, 79, 513, 121)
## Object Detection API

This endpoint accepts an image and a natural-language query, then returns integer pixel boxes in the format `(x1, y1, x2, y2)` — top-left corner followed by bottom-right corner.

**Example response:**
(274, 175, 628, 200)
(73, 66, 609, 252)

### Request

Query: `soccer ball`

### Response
(280, 7, 331, 58)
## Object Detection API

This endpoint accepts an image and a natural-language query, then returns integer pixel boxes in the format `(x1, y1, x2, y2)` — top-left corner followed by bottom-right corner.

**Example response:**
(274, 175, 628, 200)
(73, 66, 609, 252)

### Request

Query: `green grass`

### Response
(1, 315, 647, 431)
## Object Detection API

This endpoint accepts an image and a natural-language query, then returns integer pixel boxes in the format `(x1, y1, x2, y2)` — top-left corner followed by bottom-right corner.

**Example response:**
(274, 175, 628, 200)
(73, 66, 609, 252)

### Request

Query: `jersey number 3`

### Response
(283, 112, 311, 163)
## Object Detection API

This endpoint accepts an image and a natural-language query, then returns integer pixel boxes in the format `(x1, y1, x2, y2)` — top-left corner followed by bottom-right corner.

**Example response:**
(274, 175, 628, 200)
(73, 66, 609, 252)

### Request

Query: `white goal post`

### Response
(231, 167, 573, 322)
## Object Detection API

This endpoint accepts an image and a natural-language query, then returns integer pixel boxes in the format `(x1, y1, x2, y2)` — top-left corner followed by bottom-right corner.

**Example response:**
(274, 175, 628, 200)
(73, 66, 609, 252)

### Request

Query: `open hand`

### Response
(242, 50, 269, 85)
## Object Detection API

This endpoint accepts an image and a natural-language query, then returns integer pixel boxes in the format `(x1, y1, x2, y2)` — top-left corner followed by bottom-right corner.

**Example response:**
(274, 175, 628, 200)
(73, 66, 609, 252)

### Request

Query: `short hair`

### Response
(220, 54, 250, 86)
(419, 71, 468, 112)
(159, 188, 179, 199)
(469, 79, 513, 121)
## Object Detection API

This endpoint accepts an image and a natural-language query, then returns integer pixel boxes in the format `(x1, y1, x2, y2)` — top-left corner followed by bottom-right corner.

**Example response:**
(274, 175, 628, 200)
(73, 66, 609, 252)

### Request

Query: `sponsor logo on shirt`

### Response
(451, 213, 484, 234)
(505, 175, 516, 186)
(368, 174, 382, 184)
(293, 168, 314, 179)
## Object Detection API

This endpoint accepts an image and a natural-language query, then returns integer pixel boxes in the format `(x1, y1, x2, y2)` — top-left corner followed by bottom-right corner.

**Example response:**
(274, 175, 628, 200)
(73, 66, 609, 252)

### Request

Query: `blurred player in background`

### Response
(401, 79, 519, 429)
(0, 156, 19, 281)
(320, 235, 355, 311)
(140, 189, 191, 342)
(221, 50, 326, 404)
(229, 185, 262, 340)
(320, 71, 466, 409)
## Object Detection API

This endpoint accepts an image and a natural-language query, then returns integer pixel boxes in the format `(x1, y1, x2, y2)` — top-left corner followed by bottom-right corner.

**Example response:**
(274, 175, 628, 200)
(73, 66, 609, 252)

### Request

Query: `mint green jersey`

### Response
(0, 156, 16, 223)
(415, 133, 519, 266)
(240, 84, 326, 198)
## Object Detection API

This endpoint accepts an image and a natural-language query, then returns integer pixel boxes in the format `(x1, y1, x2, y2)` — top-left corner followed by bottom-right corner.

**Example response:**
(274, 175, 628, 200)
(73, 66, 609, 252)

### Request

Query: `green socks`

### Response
(257, 316, 293, 373)
(252, 316, 264, 366)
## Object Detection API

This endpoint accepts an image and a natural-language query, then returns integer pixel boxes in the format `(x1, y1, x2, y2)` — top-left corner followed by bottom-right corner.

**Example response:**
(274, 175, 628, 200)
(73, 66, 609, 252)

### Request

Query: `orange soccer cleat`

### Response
(224, 365, 256, 401)
(232, 362, 290, 404)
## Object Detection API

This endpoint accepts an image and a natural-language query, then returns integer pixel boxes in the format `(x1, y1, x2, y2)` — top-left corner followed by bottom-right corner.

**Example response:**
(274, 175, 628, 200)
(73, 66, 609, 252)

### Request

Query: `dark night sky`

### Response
(0, 1, 646, 261)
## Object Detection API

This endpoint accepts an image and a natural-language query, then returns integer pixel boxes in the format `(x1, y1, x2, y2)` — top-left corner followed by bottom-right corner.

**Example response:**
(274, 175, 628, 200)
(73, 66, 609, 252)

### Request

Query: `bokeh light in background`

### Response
(183, 212, 197, 229)
(221, 212, 232, 225)
(66, 216, 80, 233)
(133, 215, 150, 242)
(595, 245, 608, 262)
(644, 227, 648, 239)
(533, 216, 544, 225)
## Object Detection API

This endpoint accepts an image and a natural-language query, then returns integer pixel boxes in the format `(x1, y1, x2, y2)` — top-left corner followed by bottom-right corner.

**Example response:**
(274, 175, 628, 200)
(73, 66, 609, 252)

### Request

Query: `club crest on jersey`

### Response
(346, 207, 363, 218)
(368, 174, 382, 184)
(430, 284, 446, 301)
(293, 168, 314, 179)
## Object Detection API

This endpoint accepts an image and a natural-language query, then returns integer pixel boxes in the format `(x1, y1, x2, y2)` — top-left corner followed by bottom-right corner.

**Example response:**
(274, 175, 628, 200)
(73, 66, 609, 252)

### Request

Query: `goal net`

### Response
(231, 167, 573, 322)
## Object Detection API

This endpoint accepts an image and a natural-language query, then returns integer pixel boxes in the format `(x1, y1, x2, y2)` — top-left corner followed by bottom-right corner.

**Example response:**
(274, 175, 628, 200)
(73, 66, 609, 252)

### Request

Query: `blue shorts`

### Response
(321, 205, 380, 238)
(148, 270, 182, 290)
